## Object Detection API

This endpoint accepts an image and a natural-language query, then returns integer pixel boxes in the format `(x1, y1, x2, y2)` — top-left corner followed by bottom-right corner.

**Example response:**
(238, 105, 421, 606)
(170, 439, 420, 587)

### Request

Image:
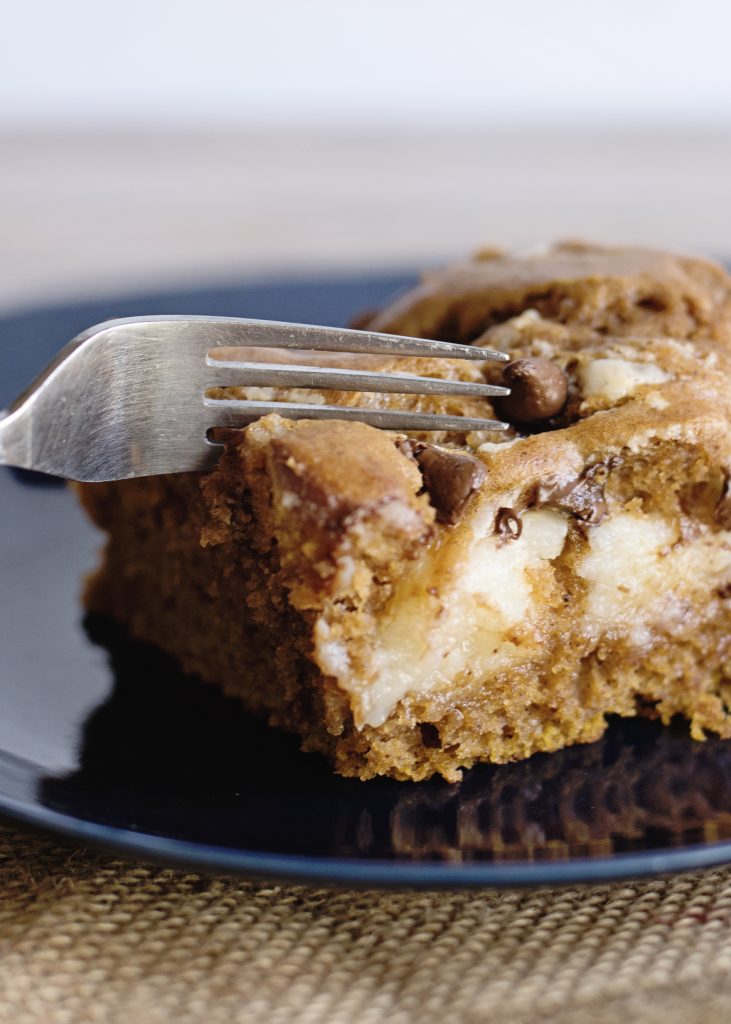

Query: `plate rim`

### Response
(5, 793, 731, 887)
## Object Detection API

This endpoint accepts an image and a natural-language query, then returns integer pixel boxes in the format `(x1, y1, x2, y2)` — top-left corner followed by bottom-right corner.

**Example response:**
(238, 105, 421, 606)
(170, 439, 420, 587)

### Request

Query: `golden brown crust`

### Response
(366, 242, 731, 342)
(267, 418, 426, 524)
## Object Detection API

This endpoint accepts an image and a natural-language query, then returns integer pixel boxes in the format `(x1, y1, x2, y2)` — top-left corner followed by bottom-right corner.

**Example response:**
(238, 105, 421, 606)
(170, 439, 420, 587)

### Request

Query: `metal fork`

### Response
(0, 315, 510, 482)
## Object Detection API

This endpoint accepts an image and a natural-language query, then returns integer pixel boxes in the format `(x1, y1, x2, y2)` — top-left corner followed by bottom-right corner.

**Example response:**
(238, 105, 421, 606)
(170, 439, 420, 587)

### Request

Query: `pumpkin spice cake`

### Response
(75, 242, 731, 781)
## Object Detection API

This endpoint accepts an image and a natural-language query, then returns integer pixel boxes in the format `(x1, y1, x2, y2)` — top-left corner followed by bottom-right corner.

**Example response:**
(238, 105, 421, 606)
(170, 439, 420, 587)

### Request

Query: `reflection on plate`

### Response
(3, 274, 731, 886)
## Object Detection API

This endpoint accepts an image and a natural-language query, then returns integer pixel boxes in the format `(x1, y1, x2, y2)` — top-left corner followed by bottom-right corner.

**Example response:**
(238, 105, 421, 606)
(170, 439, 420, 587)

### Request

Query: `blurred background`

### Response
(2, 0, 731, 310)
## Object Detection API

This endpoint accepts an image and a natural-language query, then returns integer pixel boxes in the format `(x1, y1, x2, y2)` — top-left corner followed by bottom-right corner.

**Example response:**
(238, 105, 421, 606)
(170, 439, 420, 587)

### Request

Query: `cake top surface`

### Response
(221, 242, 731, 535)
(368, 241, 731, 342)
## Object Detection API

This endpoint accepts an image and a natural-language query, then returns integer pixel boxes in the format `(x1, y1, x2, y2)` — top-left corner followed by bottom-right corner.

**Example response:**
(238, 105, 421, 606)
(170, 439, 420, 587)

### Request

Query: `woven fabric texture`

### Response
(2, 823, 731, 1024)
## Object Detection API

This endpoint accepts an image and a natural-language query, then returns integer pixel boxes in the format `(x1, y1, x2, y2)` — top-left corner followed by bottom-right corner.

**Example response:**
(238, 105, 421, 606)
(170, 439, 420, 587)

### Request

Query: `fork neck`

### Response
(0, 407, 32, 471)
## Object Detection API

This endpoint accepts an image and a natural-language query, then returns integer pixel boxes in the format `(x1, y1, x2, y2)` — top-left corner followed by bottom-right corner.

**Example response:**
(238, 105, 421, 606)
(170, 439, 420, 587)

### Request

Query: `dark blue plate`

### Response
(3, 273, 731, 887)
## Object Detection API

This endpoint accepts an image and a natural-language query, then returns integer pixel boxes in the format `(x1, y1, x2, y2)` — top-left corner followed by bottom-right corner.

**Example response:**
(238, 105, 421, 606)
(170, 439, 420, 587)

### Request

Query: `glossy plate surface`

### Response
(3, 274, 731, 887)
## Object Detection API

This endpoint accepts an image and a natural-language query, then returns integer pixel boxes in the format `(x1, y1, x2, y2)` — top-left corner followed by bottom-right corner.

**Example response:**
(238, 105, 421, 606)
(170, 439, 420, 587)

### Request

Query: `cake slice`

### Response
(76, 243, 731, 781)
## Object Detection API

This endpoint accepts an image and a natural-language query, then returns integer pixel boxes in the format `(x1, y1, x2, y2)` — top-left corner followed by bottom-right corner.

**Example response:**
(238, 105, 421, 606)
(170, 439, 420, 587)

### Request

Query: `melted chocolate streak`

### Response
(530, 461, 614, 525)
(493, 460, 617, 539)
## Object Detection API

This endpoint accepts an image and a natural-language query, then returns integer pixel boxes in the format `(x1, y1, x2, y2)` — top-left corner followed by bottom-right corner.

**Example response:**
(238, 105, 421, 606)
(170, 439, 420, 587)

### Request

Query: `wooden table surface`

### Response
(2, 128, 731, 311)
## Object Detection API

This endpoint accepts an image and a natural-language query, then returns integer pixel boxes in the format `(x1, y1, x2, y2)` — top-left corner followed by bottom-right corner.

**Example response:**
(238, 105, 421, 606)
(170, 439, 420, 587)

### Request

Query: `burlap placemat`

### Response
(2, 822, 731, 1024)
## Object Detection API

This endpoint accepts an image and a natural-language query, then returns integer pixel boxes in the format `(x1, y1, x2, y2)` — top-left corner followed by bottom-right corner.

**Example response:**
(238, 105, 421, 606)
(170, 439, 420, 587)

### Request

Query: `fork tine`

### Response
(205, 320, 509, 362)
(204, 398, 508, 433)
(0, 315, 513, 482)
(205, 361, 509, 397)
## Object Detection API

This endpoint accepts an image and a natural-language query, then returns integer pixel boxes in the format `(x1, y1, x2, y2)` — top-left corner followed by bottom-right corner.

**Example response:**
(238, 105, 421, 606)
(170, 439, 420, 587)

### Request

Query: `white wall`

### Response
(3, 0, 731, 129)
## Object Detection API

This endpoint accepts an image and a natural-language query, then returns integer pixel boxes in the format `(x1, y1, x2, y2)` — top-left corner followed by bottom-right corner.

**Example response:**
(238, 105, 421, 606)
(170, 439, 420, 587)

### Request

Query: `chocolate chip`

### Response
(530, 463, 610, 525)
(495, 507, 522, 541)
(496, 358, 568, 422)
(558, 476, 607, 524)
(410, 444, 487, 523)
